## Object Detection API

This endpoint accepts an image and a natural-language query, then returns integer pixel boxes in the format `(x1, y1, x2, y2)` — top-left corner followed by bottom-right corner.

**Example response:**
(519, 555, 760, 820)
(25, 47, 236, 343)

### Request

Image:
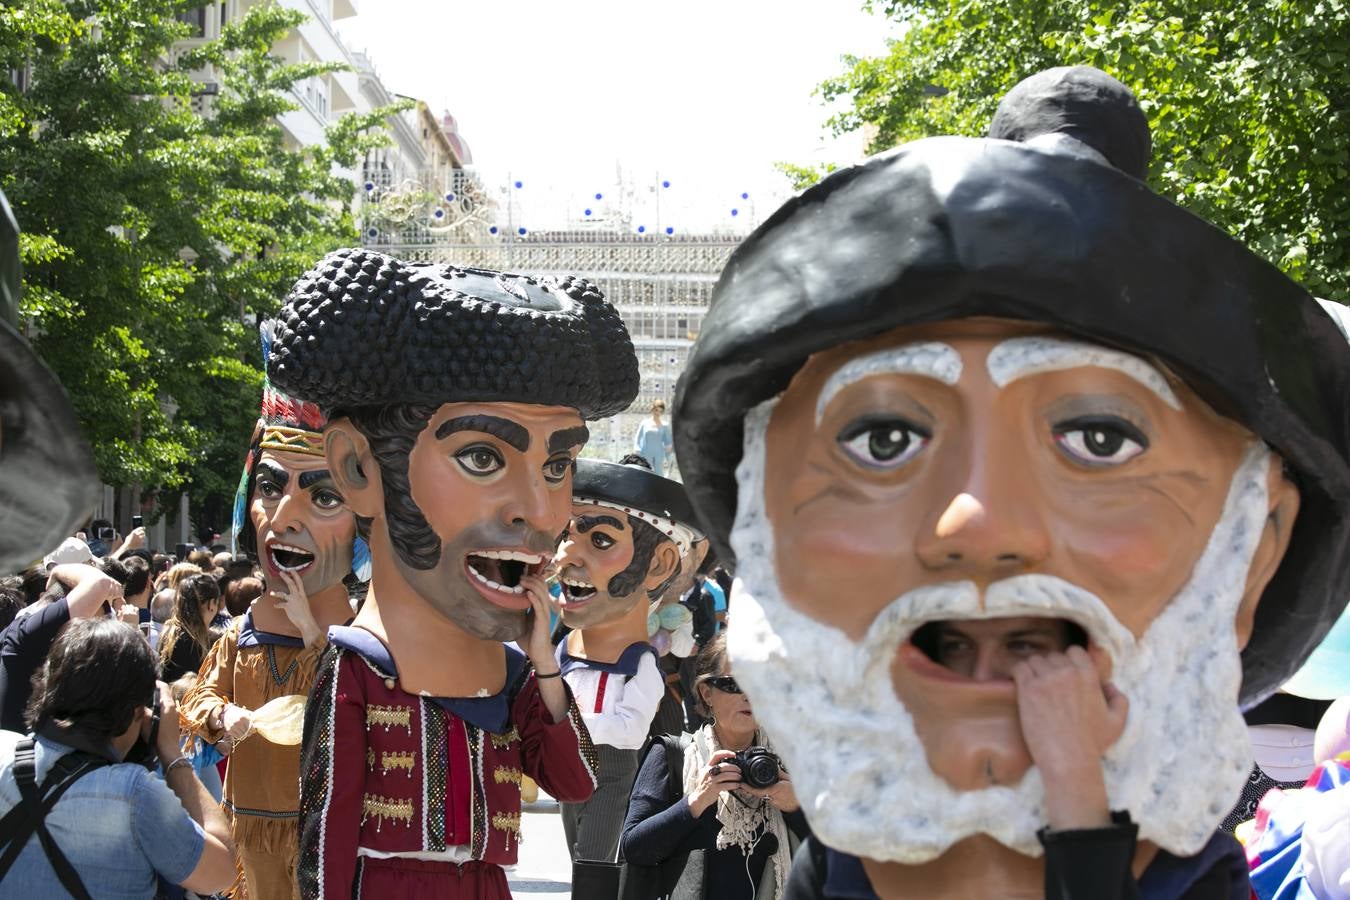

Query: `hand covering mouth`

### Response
(268, 542, 316, 572)
(465, 549, 548, 595)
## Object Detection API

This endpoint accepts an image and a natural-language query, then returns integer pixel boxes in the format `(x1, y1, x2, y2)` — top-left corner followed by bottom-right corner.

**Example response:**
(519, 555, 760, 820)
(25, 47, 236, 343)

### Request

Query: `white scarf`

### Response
(681, 724, 792, 900)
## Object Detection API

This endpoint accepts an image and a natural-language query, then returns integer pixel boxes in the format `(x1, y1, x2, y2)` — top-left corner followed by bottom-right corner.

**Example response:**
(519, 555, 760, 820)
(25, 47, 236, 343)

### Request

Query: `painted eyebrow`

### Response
(576, 514, 625, 534)
(434, 415, 530, 452)
(816, 342, 963, 424)
(256, 460, 289, 487)
(548, 425, 591, 454)
(986, 337, 1181, 410)
(298, 469, 335, 490)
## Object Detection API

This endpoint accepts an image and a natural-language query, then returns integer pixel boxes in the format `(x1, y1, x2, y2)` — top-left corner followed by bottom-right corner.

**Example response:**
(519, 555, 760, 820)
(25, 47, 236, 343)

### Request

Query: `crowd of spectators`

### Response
(0, 523, 264, 899)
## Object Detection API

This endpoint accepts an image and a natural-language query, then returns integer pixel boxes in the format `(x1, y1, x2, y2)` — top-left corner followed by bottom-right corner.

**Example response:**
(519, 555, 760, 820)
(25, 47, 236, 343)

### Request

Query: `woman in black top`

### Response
(622, 635, 810, 900)
(158, 573, 223, 682)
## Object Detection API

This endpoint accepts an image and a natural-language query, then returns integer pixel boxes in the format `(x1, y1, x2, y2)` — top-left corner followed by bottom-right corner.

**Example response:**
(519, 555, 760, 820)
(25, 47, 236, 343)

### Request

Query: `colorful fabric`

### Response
(296, 632, 600, 899)
(1246, 759, 1350, 899)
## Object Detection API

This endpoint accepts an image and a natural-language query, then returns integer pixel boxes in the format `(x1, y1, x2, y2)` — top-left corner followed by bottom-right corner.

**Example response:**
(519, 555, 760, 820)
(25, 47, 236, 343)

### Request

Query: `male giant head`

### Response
(0, 190, 98, 571)
(267, 250, 638, 643)
(554, 458, 704, 634)
(232, 325, 362, 611)
(673, 67, 1350, 877)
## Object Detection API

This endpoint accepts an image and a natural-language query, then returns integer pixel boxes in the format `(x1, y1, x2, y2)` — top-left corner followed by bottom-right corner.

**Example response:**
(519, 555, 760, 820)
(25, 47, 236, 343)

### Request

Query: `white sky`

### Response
(339, 0, 894, 232)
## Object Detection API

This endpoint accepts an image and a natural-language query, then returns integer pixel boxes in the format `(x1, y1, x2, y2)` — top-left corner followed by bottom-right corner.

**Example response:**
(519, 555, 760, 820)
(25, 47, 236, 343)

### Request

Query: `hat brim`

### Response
(0, 320, 99, 571)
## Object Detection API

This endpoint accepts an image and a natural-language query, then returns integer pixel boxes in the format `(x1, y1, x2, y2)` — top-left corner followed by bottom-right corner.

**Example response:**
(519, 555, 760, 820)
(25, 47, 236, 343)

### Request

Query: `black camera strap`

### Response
(0, 738, 108, 899)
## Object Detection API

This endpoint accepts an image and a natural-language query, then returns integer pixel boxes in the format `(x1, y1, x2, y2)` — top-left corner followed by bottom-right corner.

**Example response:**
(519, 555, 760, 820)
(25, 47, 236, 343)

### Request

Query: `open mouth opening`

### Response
(269, 544, 315, 572)
(466, 549, 546, 595)
(560, 573, 598, 603)
(906, 616, 1091, 682)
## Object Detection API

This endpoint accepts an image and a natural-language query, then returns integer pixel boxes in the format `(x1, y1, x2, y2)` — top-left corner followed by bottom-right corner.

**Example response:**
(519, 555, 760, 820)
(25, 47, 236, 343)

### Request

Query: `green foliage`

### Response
(0, 0, 408, 527)
(775, 161, 840, 192)
(814, 0, 1350, 301)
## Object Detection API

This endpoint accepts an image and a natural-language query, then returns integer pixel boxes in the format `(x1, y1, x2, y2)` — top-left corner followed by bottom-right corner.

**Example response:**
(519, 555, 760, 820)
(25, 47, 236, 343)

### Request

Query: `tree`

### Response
(809, 0, 1350, 302)
(0, 0, 407, 532)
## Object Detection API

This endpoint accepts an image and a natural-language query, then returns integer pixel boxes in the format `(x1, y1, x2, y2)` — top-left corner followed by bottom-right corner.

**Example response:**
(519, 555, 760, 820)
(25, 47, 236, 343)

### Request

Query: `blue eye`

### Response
(837, 418, 930, 470)
(1053, 416, 1149, 467)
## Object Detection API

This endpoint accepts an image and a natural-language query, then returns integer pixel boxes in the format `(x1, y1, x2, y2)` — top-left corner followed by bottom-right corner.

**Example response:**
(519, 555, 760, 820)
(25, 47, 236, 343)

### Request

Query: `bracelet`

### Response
(164, 756, 193, 776)
(535, 669, 562, 680)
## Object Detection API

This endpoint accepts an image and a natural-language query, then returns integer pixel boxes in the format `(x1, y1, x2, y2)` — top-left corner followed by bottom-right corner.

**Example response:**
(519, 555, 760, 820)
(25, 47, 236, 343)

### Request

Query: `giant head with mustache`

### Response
(267, 248, 638, 648)
(674, 67, 1350, 897)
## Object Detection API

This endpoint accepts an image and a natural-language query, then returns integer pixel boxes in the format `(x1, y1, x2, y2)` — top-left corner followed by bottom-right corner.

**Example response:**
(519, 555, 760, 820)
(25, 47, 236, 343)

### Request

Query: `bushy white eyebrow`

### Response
(985, 336, 1181, 410)
(816, 342, 963, 424)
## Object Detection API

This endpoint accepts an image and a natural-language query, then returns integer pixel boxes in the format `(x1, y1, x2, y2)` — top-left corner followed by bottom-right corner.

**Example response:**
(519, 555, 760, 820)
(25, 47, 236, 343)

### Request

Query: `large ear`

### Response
(325, 418, 383, 519)
(656, 538, 709, 605)
(1235, 455, 1301, 649)
(643, 540, 682, 595)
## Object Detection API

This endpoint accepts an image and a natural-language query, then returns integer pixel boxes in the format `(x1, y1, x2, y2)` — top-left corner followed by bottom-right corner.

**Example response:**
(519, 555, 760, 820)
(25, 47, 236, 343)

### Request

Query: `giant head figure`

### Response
(673, 68, 1350, 866)
(232, 324, 363, 607)
(267, 249, 638, 642)
(0, 190, 98, 571)
(555, 458, 704, 635)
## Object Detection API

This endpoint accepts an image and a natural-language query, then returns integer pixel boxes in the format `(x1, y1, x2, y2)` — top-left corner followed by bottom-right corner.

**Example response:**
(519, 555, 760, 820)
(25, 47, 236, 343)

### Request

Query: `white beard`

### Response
(727, 398, 1270, 863)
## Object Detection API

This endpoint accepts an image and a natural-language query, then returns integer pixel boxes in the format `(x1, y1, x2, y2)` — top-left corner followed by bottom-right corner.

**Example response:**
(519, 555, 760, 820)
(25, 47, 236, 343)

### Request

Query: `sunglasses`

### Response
(706, 675, 742, 694)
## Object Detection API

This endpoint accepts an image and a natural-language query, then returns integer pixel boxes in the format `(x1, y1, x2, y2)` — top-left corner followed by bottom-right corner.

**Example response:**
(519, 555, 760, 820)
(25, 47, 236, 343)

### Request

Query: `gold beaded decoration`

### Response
(382, 751, 416, 776)
(259, 425, 326, 458)
(366, 704, 412, 734)
(490, 726, 521, 750)
(362, 794, 413, 831)
(492, 767, 522, 786)
(492, 811, 522, 853)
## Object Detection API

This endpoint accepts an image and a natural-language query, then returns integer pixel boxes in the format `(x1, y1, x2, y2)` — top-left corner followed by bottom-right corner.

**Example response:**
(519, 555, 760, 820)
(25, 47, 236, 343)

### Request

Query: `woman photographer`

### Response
(621, 634, 809, 900)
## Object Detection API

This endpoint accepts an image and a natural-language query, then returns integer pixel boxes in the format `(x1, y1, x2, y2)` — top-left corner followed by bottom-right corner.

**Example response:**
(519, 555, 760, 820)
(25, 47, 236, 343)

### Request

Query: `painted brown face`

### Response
(554, 502, 646, 630)
(250, 450, 355, 598)
(761, 318, 1263, 791)
(400, 402, 589, 641)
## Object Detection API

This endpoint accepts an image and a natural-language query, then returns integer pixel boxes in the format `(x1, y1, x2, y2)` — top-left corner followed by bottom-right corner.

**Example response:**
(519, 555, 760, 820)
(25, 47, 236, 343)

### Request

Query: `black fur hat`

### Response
(672, 66, 1350, 705)
(267, 248, 639, 420)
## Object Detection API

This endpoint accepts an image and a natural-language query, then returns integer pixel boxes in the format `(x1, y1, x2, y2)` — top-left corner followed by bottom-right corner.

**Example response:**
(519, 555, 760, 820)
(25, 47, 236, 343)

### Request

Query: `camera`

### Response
(731, 746, 782, 789)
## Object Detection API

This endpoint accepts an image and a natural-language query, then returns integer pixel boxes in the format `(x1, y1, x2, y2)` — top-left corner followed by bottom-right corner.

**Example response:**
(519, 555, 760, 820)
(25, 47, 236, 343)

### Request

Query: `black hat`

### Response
(573, 458, 703, 556)
(0, 191, 99, 572)
(268, 248, 638, 420)
(673, 66, 1350, 704)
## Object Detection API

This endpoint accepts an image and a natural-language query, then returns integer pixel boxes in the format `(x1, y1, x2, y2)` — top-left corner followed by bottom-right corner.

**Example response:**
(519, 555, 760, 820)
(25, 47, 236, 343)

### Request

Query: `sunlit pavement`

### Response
(508, 792, 572, 898)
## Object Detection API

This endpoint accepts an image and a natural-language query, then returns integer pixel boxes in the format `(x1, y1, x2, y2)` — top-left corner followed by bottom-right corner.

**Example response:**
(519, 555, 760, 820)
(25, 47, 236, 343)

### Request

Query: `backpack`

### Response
(0, 737, 109, 900)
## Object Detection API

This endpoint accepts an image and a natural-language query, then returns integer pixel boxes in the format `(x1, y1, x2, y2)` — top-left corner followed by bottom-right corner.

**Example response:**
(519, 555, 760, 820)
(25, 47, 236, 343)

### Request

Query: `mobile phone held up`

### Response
(131, 515, 143, 530)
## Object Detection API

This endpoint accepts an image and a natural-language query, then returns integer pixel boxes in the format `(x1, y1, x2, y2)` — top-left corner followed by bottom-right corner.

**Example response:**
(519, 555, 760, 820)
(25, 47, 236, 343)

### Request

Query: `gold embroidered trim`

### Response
(490, 726, 521, 749)
(382, 751, 415, 776)
(259, 425, 325, 458)
(366, 747, 376, 770)
(491, 812, 521, 835)
(366, 704, 412, 734)
(362, 794, 413, 830)
(492, 767, 522, 786)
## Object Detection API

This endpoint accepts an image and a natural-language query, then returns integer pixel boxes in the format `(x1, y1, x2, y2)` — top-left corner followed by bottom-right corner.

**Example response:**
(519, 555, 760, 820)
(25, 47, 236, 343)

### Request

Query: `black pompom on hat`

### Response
(267, 248, 639, 420)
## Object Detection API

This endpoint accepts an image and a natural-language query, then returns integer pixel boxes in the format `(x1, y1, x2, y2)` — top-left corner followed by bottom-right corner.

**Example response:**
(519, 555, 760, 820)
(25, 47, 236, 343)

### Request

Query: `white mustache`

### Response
(858, 574, 1138, 671)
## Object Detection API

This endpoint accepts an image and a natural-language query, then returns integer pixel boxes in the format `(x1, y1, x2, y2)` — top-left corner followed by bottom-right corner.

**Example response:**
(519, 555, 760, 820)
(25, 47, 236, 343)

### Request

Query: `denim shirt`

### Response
(0, 730, 205, 899)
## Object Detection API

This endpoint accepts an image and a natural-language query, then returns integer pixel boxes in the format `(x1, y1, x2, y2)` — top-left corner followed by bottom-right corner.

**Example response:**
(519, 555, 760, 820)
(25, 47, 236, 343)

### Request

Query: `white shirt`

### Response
(558, 643, 664, 751)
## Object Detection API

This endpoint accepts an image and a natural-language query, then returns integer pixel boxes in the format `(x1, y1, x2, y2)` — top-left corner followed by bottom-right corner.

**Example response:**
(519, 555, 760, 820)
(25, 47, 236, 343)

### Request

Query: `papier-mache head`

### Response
(266, 249, 639, 642)
(673, 66, 1350, 863)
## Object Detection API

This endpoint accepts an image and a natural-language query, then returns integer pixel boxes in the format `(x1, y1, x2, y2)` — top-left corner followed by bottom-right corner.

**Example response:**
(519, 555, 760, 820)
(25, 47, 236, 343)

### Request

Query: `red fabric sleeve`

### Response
(514, 673, 599, 804)
(298, 647, 369, 899)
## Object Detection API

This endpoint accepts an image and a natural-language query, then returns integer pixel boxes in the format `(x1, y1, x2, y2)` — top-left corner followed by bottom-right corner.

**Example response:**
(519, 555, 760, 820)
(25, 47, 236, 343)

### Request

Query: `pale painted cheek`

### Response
(250, 498, 271, 538)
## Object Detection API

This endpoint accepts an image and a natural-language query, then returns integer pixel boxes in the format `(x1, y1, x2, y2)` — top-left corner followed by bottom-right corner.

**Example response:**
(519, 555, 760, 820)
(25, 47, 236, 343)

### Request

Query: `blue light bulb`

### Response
(665, 226, 674, 234)
(445, 192, 455, 202)
(731, 208, 739, 216)
(514, 180, 523, 189)
(489, 226, 499, 234)
(518, 227, 527, 235)
(637, 225, 646, 233)
(595, 192, 603, 200)
(741, 192, 749, 199)
(661, 180, 670, 188)
(584, 208, 592, 216)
